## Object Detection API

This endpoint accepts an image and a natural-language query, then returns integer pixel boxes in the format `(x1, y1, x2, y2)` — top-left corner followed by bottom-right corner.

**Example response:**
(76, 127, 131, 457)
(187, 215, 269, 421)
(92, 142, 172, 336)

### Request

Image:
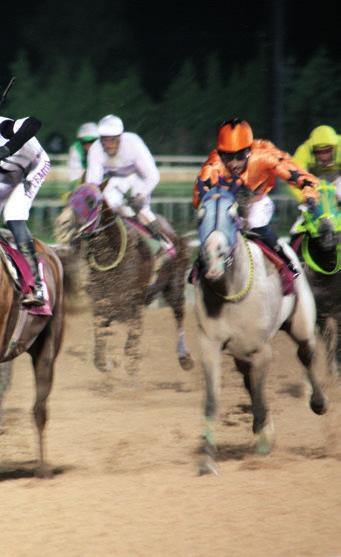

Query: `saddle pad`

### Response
(0, 240, 34, 294)
(252, 238, 295, 296)
(0, 240, 52, 315)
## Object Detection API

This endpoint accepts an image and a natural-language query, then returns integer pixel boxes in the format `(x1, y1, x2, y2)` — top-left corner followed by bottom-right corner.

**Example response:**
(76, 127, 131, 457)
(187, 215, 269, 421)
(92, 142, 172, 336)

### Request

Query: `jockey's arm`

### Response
(85, 141, 105, 185)
(130, 142, 160, 198)
(192, 152, 224, 208)
(0, 117, 41, 158)
(271, 156, 320, 202)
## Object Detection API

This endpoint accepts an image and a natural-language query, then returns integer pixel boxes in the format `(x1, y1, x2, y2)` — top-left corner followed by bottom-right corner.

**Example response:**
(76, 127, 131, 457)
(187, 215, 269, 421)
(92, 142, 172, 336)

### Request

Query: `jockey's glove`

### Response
(306, 197, 320, 218)
(0, 145, 10, 160)
(130, 194, 145, 213)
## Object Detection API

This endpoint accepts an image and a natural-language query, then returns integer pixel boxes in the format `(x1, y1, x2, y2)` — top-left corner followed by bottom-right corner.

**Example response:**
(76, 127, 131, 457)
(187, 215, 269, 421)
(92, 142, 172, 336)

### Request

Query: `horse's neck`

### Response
(309, 236, 337, 269)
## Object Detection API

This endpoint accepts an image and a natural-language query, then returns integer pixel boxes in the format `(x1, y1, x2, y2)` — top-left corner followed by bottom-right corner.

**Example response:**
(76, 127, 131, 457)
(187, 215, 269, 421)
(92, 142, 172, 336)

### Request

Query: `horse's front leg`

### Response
(296, 338, 328, 414)
(93, 315, 115, 372)
(162, 274, 194, 371)
(124, 305, 143, 378)
(236, 344, 274, 455)
(198, 333, 222, 475)
(318, 314, 340, 376)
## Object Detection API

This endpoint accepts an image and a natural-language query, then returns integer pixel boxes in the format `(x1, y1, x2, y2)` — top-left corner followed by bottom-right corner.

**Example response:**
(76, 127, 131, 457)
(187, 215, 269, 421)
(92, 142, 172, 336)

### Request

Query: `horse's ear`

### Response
(197, 205, 206, 223)
(229, 202, 238, 218)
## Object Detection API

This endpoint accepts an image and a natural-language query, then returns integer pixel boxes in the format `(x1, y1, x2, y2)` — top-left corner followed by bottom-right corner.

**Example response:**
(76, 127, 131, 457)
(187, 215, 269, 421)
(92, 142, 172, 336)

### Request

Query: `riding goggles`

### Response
(218, 148, 250, 163)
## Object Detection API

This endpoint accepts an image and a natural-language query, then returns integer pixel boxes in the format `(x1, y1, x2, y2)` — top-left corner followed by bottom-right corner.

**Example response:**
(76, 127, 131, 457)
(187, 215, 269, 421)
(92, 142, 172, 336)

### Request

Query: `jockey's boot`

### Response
(146, 220, 176, 259)
(273, 243, 300, 278)
(17, 241, 45, 306)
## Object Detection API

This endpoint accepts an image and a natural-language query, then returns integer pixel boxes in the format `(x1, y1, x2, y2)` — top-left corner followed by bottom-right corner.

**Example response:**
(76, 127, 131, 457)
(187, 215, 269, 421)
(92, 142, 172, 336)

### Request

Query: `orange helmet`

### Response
(217, 118, 253, 152)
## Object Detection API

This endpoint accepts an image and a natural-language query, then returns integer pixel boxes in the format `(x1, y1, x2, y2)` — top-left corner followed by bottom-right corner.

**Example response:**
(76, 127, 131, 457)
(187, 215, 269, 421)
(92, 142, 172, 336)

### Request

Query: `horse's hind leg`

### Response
(162, 275, 194, 371)
(124, 305, 143, 377)
(30, 329, 60, 478)
(235, 344, 274, 454)
(0, 362, 12, 433)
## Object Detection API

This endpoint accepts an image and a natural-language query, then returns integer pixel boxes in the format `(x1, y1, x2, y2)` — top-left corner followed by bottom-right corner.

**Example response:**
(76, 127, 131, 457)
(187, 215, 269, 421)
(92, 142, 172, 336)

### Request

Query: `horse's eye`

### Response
(229, 202, 238, 218)
(197, 206, 206, 222)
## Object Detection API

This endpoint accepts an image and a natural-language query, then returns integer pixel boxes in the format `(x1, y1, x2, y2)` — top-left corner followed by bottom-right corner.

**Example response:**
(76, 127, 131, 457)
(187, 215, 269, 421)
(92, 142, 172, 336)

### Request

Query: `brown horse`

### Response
(0, 233, 64, 477)
(55, 184, 194, 377)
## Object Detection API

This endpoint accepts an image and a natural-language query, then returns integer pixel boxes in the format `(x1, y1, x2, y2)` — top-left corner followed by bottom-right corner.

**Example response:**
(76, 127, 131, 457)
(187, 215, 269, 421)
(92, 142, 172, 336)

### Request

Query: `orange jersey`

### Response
(192, 139, 319, 208)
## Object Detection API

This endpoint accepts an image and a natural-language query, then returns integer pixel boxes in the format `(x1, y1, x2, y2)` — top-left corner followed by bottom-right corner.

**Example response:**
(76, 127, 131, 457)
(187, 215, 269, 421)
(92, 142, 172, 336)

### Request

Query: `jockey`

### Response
(293, 125, 341, 203)
(0, 115, 51, 306)
(68, 122, 99, 185)
(86, 114, 174, 256)
(192, 117, 321, 277)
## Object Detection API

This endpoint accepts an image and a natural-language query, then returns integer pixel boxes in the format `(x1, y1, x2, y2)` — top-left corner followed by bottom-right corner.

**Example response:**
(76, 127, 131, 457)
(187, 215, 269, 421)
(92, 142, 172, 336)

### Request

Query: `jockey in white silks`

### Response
(86, 114, 174, 256)
(0, 115, 51, 306)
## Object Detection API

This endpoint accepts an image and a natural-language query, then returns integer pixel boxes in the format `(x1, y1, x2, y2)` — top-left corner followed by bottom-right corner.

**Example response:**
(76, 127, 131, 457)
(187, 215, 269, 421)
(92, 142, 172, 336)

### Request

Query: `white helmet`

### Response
(98, 114, 124, 137)
(76, 122, 99, 141)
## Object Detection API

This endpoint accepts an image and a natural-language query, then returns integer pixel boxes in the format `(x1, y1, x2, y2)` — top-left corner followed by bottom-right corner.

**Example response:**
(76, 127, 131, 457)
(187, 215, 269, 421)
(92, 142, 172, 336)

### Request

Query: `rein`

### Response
(210, 235, 254, 302)
(301, 235, 341, 275)
(87, 216, 128, 272)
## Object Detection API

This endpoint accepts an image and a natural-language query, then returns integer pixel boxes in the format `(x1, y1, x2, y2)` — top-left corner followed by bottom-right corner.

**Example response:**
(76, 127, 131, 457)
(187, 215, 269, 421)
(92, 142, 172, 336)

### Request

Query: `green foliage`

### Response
(3, 48, 341, 155)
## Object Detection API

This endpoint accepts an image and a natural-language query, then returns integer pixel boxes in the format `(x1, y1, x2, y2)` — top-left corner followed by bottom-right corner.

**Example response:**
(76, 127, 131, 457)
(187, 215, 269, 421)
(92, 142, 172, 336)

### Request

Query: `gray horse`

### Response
(193, 188, 327, 474)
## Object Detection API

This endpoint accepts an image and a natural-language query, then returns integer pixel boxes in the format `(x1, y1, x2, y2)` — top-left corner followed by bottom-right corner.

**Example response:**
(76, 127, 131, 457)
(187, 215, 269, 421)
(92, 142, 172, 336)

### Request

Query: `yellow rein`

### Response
(213, 235, 254, 303)
(88, 217, 128, 272)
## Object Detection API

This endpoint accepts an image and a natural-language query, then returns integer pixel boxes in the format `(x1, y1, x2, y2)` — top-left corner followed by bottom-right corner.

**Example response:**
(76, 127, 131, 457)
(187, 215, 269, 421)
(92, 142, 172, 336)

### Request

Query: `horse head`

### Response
(198, 187, 239, 280)
(55, 183, 103, 245)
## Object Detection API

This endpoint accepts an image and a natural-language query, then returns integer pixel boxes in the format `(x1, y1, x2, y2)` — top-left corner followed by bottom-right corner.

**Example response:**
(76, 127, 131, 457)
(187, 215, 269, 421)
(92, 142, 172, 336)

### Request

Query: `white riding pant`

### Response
(247, 195, 275, 228)
(0, 160, 50, 221)
(103, 175, 157, 223)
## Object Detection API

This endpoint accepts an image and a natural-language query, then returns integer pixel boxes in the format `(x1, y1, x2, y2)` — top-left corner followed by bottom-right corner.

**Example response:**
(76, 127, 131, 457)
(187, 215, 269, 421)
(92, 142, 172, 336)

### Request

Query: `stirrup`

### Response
(22, 286, 45, 307)
(287, 262, 300, 278)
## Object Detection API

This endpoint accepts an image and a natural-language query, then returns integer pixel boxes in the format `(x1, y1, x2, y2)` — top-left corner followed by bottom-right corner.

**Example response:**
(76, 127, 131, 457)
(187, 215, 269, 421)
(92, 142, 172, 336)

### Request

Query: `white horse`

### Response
(193, 188, 327, 474)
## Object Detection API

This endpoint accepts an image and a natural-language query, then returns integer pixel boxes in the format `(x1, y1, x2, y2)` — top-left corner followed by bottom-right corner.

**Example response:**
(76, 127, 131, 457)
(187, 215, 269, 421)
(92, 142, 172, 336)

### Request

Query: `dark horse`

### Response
(292, 182, 341, 375)
(193, 187, 327, 474)
(0, 233, 64, 477)
(55, 184, 194, 376)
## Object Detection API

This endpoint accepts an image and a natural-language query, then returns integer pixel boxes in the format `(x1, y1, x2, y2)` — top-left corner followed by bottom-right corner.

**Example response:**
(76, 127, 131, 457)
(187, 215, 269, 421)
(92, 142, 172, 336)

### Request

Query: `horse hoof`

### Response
(179, 354, 194, 371)
(35, 465, 53, 479)
(255, 421, 275, 455)
(198, 457, 219, 476)
(310, 396, 328, 415)
(94, 358, 113, 373)
(256, 437, 272, 455)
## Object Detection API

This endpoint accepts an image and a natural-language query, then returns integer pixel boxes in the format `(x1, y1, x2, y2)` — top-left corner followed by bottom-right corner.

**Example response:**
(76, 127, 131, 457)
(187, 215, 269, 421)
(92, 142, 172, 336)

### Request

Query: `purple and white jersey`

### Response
(86, 132, 159, 197)
(0, 117, 50, 179)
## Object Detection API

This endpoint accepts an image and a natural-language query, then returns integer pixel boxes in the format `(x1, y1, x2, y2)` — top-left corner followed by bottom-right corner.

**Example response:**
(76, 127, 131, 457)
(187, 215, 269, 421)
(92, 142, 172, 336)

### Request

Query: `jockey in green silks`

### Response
(293, 125, 341, 181)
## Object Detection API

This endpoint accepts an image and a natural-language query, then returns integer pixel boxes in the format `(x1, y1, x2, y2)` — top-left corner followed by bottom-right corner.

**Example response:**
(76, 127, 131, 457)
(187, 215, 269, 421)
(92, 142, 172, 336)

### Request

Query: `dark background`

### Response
(1, 0, 340, 153)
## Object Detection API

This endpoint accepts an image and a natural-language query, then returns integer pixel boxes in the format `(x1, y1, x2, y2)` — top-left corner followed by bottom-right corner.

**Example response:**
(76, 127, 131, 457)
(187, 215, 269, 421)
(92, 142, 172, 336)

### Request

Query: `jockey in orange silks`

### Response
(192, 118, 320, 276)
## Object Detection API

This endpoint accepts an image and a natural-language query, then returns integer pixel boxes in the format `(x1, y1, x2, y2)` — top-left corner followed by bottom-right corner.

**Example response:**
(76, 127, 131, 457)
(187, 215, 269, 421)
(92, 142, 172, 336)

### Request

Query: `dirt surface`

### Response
(1, 305, 340, 557)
